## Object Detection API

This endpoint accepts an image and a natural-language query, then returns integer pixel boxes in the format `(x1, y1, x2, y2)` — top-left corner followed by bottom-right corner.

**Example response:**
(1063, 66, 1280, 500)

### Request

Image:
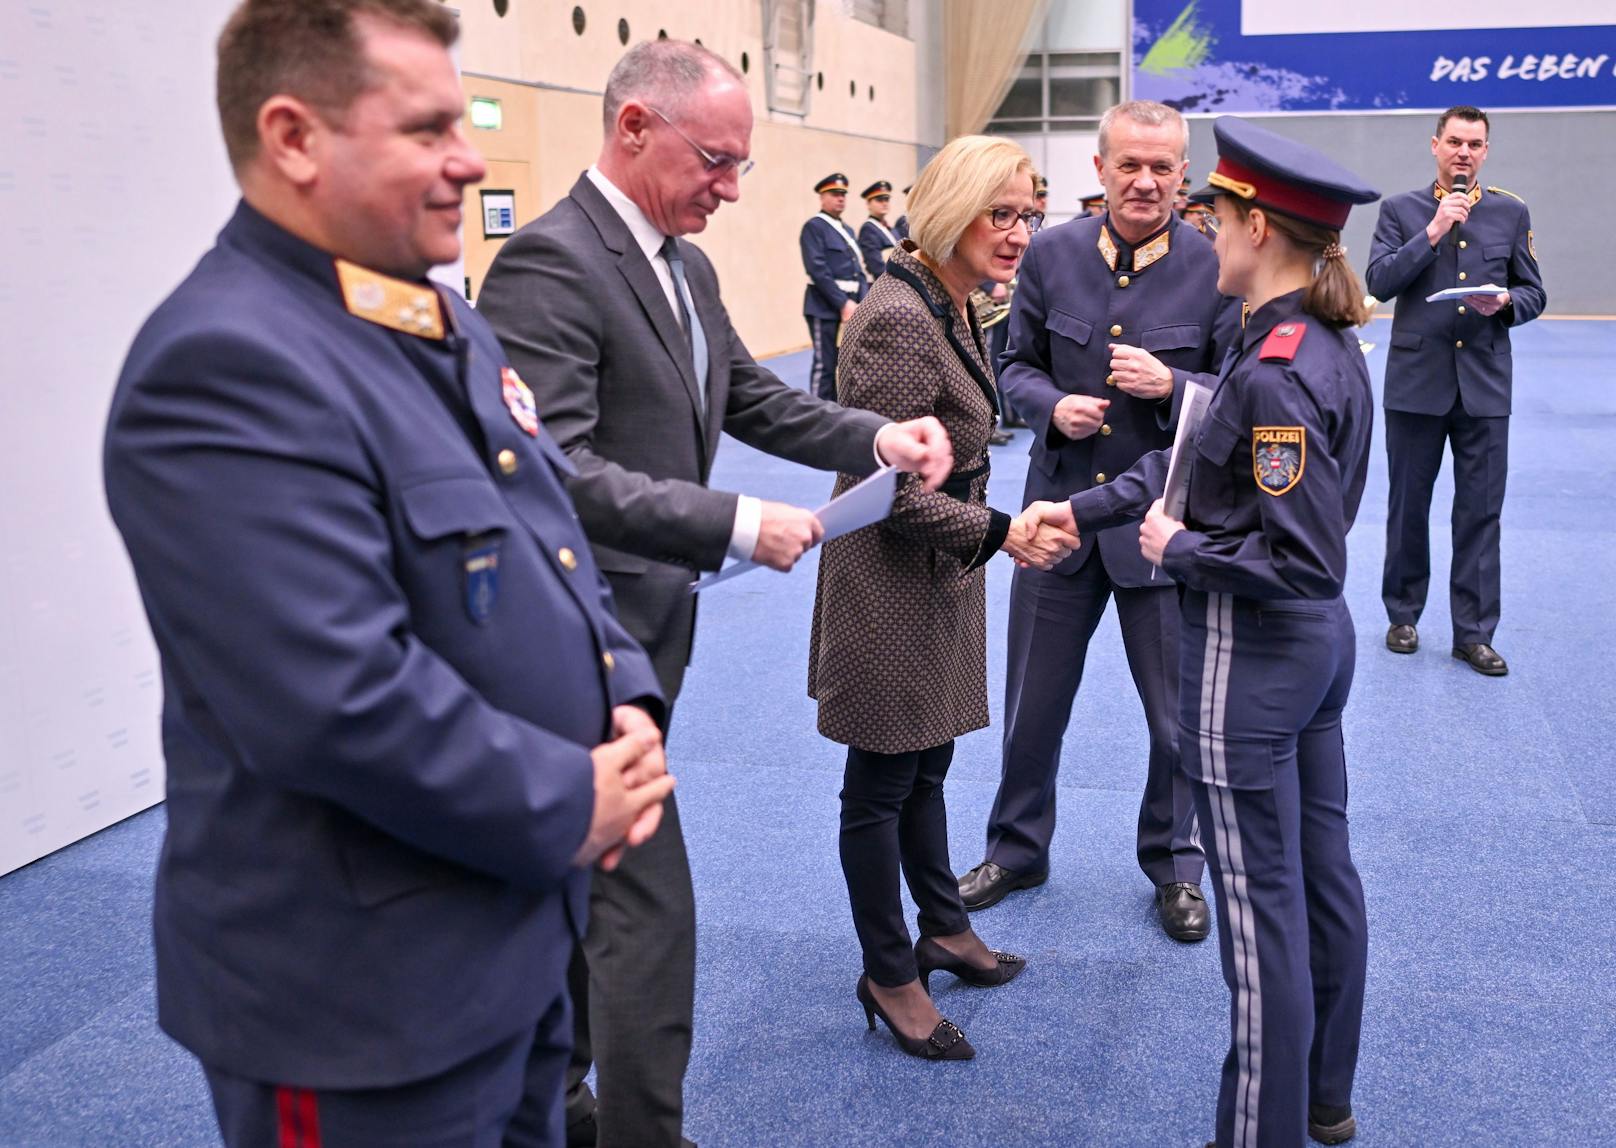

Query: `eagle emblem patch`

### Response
(1252, 426, 1305, 496)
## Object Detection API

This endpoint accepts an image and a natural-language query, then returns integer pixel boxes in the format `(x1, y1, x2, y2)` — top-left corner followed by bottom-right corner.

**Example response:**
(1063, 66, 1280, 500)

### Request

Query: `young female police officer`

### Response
(1040, 116, 1381, 1146)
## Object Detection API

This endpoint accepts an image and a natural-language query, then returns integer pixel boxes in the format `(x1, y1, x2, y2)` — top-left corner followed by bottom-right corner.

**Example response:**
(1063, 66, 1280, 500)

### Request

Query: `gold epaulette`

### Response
(1487, 186, 1525, 203)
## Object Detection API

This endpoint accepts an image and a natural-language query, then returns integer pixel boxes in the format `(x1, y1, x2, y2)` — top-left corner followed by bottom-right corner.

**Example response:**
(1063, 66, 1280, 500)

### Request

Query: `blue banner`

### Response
(1132, 1, 1616, 113)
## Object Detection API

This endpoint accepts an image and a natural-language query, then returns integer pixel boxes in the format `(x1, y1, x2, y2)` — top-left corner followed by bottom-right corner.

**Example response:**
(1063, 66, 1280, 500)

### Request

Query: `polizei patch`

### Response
(1252, 426, 1305, 496)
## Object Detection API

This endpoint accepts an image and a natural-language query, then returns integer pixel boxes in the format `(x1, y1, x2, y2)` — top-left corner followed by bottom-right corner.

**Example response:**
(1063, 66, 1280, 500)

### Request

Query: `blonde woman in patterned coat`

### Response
(807, 136, 1080, 1060)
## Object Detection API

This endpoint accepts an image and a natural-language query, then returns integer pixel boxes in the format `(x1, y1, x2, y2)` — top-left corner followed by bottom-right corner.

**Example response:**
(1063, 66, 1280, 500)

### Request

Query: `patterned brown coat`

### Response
(808, 246, 1012, 754)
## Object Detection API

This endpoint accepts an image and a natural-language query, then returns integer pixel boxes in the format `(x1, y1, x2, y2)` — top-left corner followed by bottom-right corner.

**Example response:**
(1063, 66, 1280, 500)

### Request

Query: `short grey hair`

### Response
(1098, 100, 1189, 160)
(602, 39, 743, 130)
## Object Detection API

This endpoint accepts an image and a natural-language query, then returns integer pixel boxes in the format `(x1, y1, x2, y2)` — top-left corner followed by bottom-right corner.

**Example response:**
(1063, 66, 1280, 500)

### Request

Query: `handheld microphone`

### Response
(1449, 173, 1469, 247)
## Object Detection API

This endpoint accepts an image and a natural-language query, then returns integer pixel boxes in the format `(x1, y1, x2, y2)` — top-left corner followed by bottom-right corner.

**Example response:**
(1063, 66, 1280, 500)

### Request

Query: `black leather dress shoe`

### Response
(957, 861, 1047, 911)
(1156, 882, 1210, 941)
(566, 1113, 695, 1148)
(1385, 623, 1418, 653)
(1308, 1102, 1356, 1143)
(1453, 642, 1507, 676)
(987, 427, 1014, 446)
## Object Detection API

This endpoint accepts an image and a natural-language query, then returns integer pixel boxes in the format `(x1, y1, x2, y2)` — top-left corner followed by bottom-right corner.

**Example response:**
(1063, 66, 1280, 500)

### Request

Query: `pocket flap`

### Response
(399, 475, 512, 541)
(1390, 330, 1423, 351)
(1483, 244, 1511, 260)
(1046, 308, 1093, 346)
(1196, 413, 1241, 466)
(1142, 324, 1203, 353)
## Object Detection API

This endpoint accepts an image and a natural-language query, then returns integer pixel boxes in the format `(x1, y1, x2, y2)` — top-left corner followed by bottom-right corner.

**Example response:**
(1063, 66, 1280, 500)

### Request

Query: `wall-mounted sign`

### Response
(1133, 0, 1616, 113)
(470, 96, 503, 130)
(480, 189, 516, 238)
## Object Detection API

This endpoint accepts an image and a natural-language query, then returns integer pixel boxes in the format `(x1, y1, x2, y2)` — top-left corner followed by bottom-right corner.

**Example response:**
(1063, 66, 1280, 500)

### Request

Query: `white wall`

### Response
(0, 2, 242, 875)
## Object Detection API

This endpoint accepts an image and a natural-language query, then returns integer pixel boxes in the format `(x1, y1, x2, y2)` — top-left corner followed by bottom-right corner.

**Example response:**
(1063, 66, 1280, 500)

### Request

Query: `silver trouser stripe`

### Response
(1200, 592, 1263, 1148)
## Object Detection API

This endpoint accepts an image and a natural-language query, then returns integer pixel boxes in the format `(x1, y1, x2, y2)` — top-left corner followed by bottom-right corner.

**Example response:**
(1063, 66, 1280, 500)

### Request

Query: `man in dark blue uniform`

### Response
(1366, 105, 1545, 676)
(857, 179, 901, 278)
(958, 101, 1239, 942)
(801, 172, 868, 399)
(102, 3, 671, 1144)
(893, 184, 913, 240)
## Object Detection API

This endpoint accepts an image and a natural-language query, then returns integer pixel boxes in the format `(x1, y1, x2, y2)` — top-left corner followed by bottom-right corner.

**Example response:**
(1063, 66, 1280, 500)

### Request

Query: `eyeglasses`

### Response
(647, 106, 755, 178)
(987, 207, 1045, 234)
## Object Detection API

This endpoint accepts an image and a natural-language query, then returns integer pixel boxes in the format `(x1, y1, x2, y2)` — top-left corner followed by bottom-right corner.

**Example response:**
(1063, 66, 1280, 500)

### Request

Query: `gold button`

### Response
(1105, 374, 1116, 387)
(497, 449, 518, 475)
(1459, 240, 1468, 249)
(1100, 424, 1112, 436)
(558, 547, 577, 572)
(1109, 324, 1123, 337)
(1458, 272, 1467, 281)
(1117, 275, 1130, 288)
(602, 651, 616, 672)
(1458, 305, 1467, 315)
(1095, 472, 1107, 483)
(1455, 340, 1464, 348)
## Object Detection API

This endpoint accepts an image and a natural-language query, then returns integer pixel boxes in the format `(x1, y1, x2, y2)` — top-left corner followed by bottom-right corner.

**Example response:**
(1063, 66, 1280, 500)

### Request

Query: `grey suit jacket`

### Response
(478, 174, 888, 694)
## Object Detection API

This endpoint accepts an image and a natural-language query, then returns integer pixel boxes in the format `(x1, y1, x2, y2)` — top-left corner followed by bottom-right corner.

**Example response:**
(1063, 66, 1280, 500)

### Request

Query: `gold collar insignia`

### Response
(1433, 181, 1482, 207)
(335, 260, 445, 340)
(1097, 225, 1172, 273)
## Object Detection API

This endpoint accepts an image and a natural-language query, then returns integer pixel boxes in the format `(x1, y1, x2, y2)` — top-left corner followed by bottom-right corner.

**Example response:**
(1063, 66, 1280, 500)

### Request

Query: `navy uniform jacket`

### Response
(801, 213, 868, 318)
(1366, 183, 1545, 417)
(1000, 213, 1240, 587)
(858, 217, 901, 279)
(103, 202, 662, 1090)
(1070, 290, 1374, 601)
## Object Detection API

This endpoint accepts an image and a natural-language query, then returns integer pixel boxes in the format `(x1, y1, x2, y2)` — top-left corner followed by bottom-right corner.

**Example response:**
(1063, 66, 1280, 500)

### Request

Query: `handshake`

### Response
(1003, 500, 1081, 570)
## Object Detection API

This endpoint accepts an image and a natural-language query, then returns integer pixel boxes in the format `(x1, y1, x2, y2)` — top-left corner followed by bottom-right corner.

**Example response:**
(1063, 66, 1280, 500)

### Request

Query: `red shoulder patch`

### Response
(1259, 321, 1307, 362)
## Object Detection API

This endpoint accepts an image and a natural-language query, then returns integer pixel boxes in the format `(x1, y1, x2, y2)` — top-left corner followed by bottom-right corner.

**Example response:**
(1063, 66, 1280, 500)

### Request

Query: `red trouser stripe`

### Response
(275, 1086, 321, 1148)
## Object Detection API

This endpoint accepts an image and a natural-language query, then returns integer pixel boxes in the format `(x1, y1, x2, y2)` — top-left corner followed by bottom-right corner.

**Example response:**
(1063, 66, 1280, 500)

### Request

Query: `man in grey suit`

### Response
(477, 40, 951, 1148)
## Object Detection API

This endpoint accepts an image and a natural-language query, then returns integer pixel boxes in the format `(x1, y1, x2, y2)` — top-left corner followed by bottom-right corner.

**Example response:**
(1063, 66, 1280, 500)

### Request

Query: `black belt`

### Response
(939, 459, 989, 502)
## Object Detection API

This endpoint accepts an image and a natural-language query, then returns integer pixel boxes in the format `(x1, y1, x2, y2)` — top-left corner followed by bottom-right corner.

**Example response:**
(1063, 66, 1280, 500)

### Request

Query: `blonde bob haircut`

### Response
(907, 135, 1036, 266)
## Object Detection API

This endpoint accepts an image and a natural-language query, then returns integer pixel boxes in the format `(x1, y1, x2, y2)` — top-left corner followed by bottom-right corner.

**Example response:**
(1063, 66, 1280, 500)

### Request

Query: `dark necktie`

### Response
(660, 236, 708, 417)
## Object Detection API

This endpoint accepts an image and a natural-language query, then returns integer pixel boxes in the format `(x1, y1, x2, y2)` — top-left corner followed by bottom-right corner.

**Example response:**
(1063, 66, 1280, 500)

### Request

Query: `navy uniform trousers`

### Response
(807, 316, 842, 401)
(1180, 589, 1367, 1148)
(991, 557, 1198, 885)
(1382, 399, 1509, 644)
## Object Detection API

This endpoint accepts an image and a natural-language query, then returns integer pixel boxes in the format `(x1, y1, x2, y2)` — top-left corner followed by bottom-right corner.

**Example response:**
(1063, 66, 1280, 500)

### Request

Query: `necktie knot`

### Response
(660, 235, 681, 268)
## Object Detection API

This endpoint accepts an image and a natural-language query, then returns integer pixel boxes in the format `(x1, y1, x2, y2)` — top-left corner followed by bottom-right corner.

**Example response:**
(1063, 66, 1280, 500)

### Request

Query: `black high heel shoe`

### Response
(914, 936, 1027, 990)
(856, 975, 975, 1061)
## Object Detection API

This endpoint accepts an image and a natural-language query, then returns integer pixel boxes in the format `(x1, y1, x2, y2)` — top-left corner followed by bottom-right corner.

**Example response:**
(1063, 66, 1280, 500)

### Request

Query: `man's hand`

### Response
(751, 501, 824, 571)
(840, 300, 857, 322)
(1051, 394, 1110, 440)
(1464, 291, 1510, 317)
(874, 416, 954, 491)
(575, 716, 675, 872)
(1108, 344, 1174, 400)
(1425, 191, 1471, 246)
(1139, 498, 1185, 566)
(1003, 500, 1081, 570)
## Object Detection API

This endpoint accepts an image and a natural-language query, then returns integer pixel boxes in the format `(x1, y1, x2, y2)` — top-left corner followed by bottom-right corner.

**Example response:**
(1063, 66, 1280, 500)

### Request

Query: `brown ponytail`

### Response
(1226, 201, 1372, 328)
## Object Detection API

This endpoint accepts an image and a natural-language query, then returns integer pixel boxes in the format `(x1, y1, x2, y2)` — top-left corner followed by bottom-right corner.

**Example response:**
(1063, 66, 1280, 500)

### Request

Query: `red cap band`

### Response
(1215, 157, 1351, 230)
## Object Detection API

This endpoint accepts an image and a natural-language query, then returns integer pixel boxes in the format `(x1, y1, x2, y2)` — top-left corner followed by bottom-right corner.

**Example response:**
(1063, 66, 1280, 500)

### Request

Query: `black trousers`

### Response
(839, 741, 971, 987)
(206, 992, 567, 1148)
(987, 555, 1202, 885)
(1382, 400, 1510, 645)
(806, 317, 841, 401)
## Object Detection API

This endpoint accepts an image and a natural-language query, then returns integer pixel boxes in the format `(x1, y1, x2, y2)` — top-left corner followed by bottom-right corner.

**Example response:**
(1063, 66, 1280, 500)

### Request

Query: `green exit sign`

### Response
(470, 97, 503, 131)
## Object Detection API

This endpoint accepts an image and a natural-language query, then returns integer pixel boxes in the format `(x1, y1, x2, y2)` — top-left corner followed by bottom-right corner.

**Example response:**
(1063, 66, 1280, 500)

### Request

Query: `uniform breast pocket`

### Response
(1188, 413, 1243, 528)
(397, 474, 516, 626)
(1141, 324, 1203, 361)
(1482, 243, 1512, 276)
(1045, 308, 1093, 379)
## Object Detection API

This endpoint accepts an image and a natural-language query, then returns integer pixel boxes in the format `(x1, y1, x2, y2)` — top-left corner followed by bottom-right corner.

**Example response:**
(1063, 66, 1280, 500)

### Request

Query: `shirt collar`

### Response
(1098, 215, 1173, 273)
(587, 165, 668, 264)
(1240, 288, 1308, 351)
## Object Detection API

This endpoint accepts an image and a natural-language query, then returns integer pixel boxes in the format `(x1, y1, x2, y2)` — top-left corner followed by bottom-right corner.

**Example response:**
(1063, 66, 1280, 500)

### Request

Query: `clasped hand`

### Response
(1004, 500, 1081, 570)
(576, 705, 676, 872)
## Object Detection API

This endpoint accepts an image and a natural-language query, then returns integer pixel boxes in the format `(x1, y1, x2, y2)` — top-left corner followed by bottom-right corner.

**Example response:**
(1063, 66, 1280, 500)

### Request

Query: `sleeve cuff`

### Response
(871, 422, 895, 468)
(1160, 528, 1204, 579)
(726, 495, 763, 562)
(968, 508, 1013, 571)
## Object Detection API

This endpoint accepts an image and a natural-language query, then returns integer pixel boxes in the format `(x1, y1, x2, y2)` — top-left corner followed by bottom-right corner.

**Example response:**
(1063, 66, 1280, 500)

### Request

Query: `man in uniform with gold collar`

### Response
(102, 3, 671, 1143)
(959, 101, 1239, 942)
(801, 172, 868, 399)
(1367, 105, 1545, 677)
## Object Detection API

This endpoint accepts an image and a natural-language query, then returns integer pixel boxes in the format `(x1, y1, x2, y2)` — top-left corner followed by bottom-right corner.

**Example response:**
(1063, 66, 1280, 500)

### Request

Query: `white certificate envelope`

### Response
(690, 466, 899, 593)
(1424, 284, 1507, 303)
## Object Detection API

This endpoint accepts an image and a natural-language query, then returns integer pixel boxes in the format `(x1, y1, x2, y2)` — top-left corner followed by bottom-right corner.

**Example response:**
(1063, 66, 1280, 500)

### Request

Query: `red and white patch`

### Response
(501, 367, 539, 437)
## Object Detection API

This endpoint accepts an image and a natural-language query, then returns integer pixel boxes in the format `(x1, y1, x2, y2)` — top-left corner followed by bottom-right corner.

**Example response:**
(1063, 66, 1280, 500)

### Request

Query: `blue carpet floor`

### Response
(4, 318, 1614, 1146)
